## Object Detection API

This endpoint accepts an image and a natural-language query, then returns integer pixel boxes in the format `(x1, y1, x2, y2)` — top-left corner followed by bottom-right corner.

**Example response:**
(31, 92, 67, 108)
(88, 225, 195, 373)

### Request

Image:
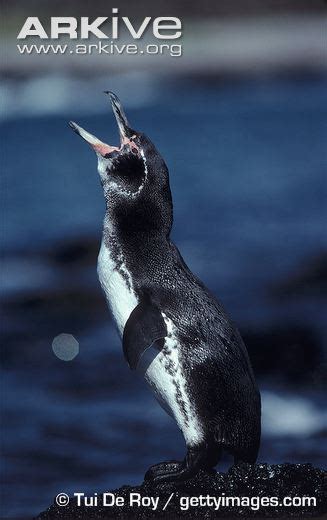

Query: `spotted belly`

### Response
(142, 319, 204, 447)
(97, 241, 203, 446)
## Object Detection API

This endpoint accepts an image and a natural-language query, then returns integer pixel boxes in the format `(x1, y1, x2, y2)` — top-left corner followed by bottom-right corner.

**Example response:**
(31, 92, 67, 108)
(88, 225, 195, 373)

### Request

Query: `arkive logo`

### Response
(16, 9, 183, 57)
(17, 10, 182, 40)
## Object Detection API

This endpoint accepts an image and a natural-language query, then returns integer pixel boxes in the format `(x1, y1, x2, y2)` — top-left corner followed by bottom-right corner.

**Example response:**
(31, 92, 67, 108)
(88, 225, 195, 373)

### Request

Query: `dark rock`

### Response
(49, 236, 99, 268)
(37, 463, 327, 519)
(270, 251, 327, 299)
(1, 287, 109, 369)
(2, 287, 107, 334)
(243, 326, 323, 385)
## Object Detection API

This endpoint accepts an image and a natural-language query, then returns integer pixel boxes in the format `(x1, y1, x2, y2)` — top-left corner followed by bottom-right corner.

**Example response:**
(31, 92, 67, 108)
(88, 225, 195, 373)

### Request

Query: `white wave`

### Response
(262, 390, 327, 437)
(0, 72, 159, 121)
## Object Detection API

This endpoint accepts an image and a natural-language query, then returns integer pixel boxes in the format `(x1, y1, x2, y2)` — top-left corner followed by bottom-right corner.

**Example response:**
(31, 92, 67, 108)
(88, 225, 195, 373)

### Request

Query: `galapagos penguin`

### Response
(69, 92, 261, 482)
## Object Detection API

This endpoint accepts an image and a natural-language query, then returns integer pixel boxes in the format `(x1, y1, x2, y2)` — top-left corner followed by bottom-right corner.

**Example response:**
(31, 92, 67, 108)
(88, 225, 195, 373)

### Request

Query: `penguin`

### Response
(69, 92, 261, 483)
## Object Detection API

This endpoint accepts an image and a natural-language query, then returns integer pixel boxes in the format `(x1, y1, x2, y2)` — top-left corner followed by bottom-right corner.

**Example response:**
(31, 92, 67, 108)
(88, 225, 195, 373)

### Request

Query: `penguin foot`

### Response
(145, 444, 217, 484)
(144, 460, 183, 482)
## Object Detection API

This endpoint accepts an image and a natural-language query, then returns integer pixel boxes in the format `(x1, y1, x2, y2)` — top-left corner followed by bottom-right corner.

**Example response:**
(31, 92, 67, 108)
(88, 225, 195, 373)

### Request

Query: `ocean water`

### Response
(1, 77, 327, 517)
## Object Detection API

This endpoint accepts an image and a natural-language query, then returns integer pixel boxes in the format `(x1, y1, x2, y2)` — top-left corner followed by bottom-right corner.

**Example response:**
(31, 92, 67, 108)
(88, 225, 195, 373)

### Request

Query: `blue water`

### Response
(1, 78, 327, 517)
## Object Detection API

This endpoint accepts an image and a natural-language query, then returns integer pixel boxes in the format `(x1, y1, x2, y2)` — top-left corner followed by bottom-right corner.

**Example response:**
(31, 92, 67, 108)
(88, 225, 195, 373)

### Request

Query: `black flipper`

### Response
(123, 300, 167, 370)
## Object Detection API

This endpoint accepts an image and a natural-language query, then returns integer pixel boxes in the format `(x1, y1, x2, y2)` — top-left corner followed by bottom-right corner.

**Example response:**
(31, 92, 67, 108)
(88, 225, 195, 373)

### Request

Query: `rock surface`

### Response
(37, 463, 326, 519)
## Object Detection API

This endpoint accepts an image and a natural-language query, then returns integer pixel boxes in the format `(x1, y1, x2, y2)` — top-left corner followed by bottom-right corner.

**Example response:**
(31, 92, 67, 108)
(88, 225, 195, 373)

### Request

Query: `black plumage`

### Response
(70, 92, 261, 482)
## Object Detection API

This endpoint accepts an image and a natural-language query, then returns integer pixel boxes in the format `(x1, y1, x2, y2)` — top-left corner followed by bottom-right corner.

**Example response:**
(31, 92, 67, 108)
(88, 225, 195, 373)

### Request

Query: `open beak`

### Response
(68, 120, 118, 156)
(104, 91, 133, 143)
(69, 92, 133, 155)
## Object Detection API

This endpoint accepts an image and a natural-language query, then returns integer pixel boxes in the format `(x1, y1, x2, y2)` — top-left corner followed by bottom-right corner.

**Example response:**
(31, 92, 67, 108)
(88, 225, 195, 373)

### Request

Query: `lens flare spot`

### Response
(52, 333, 79, 361)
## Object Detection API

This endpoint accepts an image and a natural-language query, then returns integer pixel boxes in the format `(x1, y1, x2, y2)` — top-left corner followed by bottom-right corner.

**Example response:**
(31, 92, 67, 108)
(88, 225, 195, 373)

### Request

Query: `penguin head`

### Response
(69, 92, 172, 237)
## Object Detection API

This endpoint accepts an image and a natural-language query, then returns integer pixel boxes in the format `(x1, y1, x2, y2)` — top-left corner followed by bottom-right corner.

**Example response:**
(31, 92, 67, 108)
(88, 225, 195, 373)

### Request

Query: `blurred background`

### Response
(1, 0, 327, 517)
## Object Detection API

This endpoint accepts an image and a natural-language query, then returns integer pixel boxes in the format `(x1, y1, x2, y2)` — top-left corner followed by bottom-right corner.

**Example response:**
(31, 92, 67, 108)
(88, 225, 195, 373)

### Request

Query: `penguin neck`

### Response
(102, 214, 172, 263)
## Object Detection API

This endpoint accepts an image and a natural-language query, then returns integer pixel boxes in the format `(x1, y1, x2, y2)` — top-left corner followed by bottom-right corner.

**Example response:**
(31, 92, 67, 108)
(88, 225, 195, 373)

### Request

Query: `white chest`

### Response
(97, 242, 203, 446)
(143, 317, 204, 446)
(97, 241, 138, 335)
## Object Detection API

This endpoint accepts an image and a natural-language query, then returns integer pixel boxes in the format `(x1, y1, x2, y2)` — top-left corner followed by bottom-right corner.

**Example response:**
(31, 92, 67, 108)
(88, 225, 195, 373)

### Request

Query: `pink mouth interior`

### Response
(93, 143, 120, 155)
(93, 136, 139, 156)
